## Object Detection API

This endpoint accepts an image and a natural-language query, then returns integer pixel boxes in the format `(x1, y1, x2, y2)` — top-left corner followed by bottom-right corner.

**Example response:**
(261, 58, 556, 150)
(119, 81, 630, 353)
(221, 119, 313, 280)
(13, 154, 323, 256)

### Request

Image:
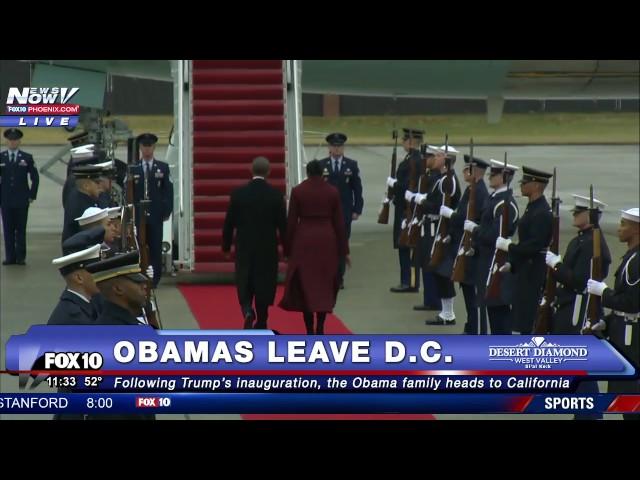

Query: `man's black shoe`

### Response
(243, 310, 256, 329)
(413, 304, 441, 311)
(2, 260, 15, 265)
(425, 315, 456, 326)
(16, 260, 26, 265)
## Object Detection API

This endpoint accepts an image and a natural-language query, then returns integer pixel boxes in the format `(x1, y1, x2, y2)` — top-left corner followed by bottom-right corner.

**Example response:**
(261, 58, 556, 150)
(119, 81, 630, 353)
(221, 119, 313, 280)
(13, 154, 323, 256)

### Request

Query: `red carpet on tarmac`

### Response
(178, 284, 434, 420)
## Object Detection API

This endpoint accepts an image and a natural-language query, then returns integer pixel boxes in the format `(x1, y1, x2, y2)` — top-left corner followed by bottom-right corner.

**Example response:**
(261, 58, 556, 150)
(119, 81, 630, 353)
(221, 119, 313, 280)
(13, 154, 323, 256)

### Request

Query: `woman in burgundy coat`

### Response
(279, 160, 350, 334)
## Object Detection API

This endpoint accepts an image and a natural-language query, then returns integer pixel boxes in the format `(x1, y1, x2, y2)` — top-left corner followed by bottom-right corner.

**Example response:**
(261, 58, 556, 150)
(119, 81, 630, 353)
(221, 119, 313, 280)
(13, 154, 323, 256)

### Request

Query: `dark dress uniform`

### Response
(449, 175, 490, 333)
(602, 246, 640, 418)
(47, 290, 97, 325)
(422, 170, 461, 299)
(91, 299, 155, 420)
(320, 154, 363, 286)
(413, 168, 443, 307)
(280, 176, 348, 313)
(131, 158, 173, 288)
(392, 148, 422, 289)
(223, 178, 287, 328)
(0, 148, 39, 264)
(319, 156, 363, 239)
(473, 187, 519, 334)
(551, 227, 612, 334)
(508, 195, 553, 333)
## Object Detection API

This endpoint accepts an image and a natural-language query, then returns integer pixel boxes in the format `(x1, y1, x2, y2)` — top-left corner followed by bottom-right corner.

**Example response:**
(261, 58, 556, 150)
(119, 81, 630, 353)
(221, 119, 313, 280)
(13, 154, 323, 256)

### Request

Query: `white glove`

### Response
(587, 279, 608, 297)
(146, 265, 154, 280)
(439, 205, 454, 219)
(404, 190, 416, 202)
(386, 177, 397, 188)
(496, 237, 512, 252)
(545, 251, 562, 268)
(464, 220, 478, 233)
(590, 319, 607, 332)
(414, 193, 427, 204)
(499, 262, 512, 273)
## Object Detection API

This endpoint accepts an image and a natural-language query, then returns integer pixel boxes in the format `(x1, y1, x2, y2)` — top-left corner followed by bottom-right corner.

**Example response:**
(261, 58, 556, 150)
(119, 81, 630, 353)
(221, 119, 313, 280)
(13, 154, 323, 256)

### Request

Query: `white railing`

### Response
(284, 60, 305, 196)
(173, 59, 193, 271)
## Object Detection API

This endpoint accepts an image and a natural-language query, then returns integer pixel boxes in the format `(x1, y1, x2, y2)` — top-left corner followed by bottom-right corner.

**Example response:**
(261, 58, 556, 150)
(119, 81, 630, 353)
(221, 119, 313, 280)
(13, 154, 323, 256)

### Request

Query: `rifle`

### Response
(580, 185, 603, 335)
(485, 152, 512, 300)
(428, 135, 455, 268)
(121, 137, 137, 253)
(533, 168, 560, 334)
(398, 131, 420, 248)
(377, 129, 398, 224)
(451, 138, 476, 283)
(139, 175, 163, 330)
(123, 136, 162, 329)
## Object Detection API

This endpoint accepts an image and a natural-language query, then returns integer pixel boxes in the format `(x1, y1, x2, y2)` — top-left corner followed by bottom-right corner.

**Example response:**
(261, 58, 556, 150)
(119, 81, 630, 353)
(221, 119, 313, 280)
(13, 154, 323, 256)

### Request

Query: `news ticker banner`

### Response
(4, 326, 637, 394)
(1, 393, 640, 415)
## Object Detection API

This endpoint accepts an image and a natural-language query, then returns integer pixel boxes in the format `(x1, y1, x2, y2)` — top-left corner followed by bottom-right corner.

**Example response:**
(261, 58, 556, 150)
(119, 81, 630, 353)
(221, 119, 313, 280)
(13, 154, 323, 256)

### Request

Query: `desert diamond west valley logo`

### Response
(488, 336, 588, 369)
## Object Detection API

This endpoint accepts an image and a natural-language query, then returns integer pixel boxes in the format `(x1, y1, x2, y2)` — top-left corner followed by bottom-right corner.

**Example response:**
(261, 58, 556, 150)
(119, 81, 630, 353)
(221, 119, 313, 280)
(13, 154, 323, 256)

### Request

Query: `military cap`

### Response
(402, 128, 425, 140)
(463, 155, 491, 170)
(520, 166, 553, 184)
(107, 207, 122, 220)
(325, 132, 347, 146)
(571, 194, 607, 213)
(489, 159, 519, 175)
(76, 207, 110, 226)
(137, 133, 158, 146)
(72, 164, 105, 179)
(67, 131, 90, 147)
(85, 250, 147, 283)
(61, 226, 106, 256)
(3, 128, 23, 140)
(53, 244, 102, 276)
(438, 145, 459, 156)
(621, 207, 640, 223)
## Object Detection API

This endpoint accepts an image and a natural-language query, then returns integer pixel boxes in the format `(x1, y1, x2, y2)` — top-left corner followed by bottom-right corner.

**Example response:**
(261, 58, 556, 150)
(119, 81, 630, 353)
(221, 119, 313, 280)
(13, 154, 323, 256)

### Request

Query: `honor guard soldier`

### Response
(75, 206, 126, 259)
(546, 194, 611, 334)
(87, 250, 151, 326)
(387, 128, 424, 293)
(407, 145, 443, 311)
(496, 166, 553, 334)
(415, 145, 461, 325)
(319, 133, 363, 288)
(62, 146, 112, 210)
(467, 159, 519, 334)
(444, 154, 491, 333)
(79, 250, 156, 421)
(587, 207, 640, 420)
(131, 133, 173, 288)
(0, 128, 39, 265)
(48, 227, 105, 325)
(62, 163, 107, 243)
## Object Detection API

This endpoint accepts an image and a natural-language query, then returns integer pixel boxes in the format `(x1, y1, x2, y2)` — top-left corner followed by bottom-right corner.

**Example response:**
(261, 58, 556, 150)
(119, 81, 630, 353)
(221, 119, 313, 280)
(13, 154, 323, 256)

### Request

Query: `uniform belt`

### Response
(613, 311, 640, 323)
(427, 214, 439, 221)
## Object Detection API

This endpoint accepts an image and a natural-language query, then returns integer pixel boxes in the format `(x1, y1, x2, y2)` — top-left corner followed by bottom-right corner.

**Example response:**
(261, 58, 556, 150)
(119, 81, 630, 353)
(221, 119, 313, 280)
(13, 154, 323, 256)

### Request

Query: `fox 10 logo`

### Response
(1, 87, 81, 128)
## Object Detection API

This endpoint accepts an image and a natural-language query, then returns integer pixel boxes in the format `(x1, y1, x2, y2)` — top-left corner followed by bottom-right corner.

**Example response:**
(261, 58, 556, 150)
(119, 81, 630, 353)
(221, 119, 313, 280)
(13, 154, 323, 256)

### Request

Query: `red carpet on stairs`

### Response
(178, 284, 434, 420)
(192, 60, 287, 275)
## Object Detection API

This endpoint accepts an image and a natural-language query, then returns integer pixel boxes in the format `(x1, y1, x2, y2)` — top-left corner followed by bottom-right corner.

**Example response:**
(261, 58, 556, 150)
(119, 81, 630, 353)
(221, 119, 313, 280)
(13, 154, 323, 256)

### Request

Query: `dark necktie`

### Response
(10, 152, 15, 163)
(334, 159, 339, 174)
